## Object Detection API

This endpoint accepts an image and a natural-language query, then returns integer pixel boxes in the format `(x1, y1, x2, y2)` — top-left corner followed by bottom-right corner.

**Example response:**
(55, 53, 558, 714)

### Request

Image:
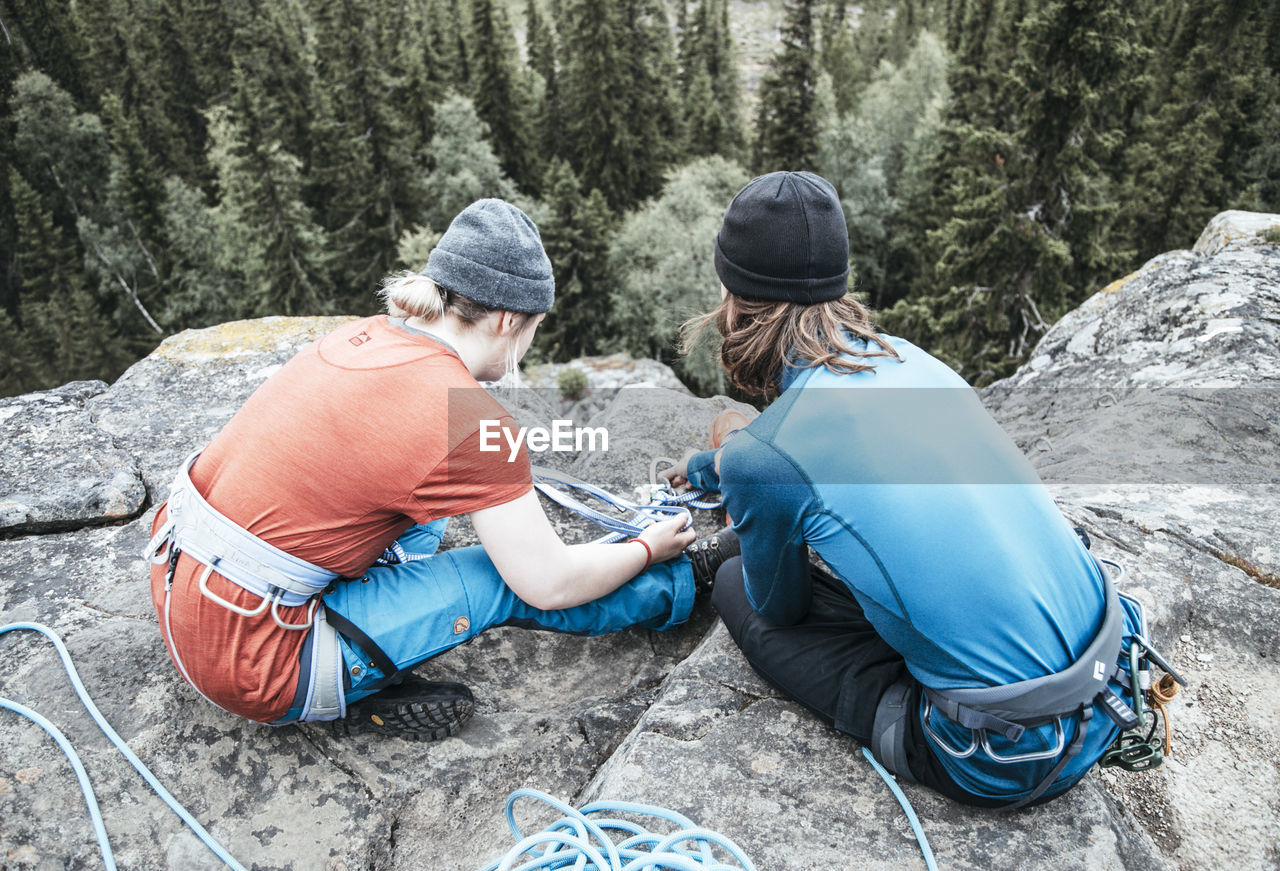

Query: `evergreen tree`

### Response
(526, 0, 565, 160)
(753, 0, 820, 172)
(470, 0, 539, 192)
(1, 0, 92, 103)
(535, 159, 615, 359)
(1119, 0, 1277, 257)
(889, 0, 1145, 385)
(818, 0, 860, 119)
(420, 93, 518, 231)
(308, 0, 424, 301)
(10, 168, 128, 386)
(206, 103, 332, 317)
(159, 176, 248, 328)
(560, 0, 678, 209)
(682, 0, 743, 157)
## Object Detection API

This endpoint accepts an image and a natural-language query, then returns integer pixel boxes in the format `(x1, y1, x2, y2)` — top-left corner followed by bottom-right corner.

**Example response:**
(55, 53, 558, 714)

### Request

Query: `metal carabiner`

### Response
(920, 698, 980, 759)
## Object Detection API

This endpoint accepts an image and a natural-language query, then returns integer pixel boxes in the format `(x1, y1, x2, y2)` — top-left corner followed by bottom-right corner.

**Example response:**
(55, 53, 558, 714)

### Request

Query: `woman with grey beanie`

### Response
(148, 199, 732, 738)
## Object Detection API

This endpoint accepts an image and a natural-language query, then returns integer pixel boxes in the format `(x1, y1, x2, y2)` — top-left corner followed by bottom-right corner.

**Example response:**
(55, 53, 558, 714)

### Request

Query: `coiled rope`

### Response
(477, 788, 757, 871)
(0, 622, 248, 871)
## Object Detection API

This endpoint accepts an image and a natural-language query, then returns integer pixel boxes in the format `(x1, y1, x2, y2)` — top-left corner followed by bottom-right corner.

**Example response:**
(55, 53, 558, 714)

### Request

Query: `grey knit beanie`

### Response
(422, 199, 555, 313)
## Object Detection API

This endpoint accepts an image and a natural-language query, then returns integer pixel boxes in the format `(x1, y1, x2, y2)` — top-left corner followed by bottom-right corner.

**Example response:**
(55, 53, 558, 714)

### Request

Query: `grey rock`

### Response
(4, 210, 1280, 871)
(0, 381, 145, 535)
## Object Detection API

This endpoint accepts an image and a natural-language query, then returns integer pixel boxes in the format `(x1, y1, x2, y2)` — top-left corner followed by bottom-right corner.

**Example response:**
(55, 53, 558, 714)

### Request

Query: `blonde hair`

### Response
(378, 270, 537, 385)
(681, 292, 900, 396)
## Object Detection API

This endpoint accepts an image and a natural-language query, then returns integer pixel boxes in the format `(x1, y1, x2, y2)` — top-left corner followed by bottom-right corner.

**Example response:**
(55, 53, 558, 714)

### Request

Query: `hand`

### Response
(659, 449, 698, 490)
(638, 515, 697, 565)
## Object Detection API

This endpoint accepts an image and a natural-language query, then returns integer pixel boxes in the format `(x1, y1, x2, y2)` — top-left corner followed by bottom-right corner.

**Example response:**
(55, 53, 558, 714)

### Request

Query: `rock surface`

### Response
(2, 212, 1278, 871)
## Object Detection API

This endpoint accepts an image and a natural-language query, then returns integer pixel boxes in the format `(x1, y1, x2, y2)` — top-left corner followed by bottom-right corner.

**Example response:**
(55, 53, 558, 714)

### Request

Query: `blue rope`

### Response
(478, 788, 758, 871)
(860, 747, 939, 871)
(0, 622, 248, 871)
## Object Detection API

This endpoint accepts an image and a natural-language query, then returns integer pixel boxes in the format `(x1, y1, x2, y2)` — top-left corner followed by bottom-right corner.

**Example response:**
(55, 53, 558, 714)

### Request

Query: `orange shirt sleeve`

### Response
(409, 413, 533, 521)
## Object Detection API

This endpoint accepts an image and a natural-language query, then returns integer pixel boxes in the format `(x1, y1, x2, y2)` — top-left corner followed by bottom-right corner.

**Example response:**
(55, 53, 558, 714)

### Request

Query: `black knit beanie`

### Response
(714, 171, 850, 304)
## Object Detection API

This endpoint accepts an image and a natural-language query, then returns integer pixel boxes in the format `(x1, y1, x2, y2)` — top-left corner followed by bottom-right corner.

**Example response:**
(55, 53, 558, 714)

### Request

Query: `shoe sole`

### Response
(327, 695, 475, 741)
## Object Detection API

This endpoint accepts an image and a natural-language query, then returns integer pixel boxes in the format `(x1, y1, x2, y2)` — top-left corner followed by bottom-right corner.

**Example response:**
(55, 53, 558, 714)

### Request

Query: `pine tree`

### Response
(10, 168, 128, 386)
(620, 0, 684, 195)
(1119, 0, 1276, 257)
(560, 0, 679, 209)
(159, 176, 248, 328)
(206, 102, 333, 317)
(753, 0, 820, 172)
(682, 0, 743, 157)
(470, 0, 539, 192)
(308, 0, 424, 300)
(888, 0, 1145, 385)
(535, 159, 615, 359)
(818, 0, 860, 119)
(526, 0, 565, 160)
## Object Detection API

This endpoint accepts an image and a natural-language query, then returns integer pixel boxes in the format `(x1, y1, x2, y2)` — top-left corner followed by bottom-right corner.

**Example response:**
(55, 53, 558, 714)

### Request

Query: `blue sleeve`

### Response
(719, 436, 817, 626)
(685, 449, 721, 492)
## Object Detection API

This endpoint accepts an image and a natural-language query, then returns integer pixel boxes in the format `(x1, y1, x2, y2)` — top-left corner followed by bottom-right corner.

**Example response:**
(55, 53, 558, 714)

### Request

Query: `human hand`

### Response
(638, 515, 697, 565)
(659, 449, 698, 489)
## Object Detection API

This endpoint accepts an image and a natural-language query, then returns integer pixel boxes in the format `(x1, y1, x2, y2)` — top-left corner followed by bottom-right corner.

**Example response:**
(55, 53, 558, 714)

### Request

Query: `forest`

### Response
(1, 0, 1277, 398)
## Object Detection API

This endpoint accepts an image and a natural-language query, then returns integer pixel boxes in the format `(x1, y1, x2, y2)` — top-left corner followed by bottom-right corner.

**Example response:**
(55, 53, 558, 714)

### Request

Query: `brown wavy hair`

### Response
(681, 291, 899, 396)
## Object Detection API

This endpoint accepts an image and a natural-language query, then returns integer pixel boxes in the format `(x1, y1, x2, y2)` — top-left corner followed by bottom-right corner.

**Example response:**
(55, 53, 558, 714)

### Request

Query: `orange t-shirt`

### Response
(150, 316, 532, 722)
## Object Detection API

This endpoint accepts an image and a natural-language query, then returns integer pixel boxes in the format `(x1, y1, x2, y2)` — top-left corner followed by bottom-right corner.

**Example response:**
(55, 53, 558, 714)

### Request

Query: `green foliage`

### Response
(559, 0, 682, 210)
(753, 0, 820, 173)
(818, 29, 950, 307)
(470, 0, 540, 192)
(421, 93, 519, 231)
(557, 366, 588, 401)
(680, 0, 743, 159)
(206, 104, 333, 317)
(608, 156, 750, 394)
(896, 0, 1147, 385)
(535, 159, 616, 359)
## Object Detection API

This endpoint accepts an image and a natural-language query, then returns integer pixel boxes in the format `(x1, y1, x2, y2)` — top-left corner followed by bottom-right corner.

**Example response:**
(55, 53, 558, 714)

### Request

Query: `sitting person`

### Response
(148, 199, 728, 738)
(664, 171, 1146, 808)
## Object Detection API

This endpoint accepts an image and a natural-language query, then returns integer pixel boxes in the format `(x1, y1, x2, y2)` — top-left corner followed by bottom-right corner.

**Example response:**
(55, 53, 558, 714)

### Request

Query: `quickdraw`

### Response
(530, 458, 723, 544)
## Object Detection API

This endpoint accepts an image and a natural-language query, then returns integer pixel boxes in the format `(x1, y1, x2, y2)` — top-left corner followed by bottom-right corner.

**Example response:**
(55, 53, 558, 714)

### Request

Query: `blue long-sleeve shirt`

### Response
(687, 335, 1140, 801)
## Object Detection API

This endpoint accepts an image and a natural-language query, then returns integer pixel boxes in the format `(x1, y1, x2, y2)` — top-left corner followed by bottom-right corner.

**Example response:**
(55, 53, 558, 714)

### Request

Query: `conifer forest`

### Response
(2, 0, 1278, 398)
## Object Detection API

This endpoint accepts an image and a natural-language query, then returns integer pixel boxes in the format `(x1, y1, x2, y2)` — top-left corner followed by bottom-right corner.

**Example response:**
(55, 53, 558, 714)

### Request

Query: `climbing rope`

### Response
(860, 748, 939, 871)
(532, 461, 722, 545)
(477, 788, 757, 871)
(0, 622, 248, 871)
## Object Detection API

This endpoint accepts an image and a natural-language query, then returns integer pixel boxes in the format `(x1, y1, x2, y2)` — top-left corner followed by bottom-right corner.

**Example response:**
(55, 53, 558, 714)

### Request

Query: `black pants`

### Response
(712, 556, 1009, 808)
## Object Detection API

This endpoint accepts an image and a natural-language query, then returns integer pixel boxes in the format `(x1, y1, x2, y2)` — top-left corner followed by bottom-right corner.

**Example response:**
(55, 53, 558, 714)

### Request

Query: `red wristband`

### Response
(628, 537, 653, 572)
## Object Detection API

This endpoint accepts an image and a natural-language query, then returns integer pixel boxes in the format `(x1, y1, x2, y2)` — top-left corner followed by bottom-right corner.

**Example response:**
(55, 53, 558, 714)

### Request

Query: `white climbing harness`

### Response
(144, 449, 346, 722)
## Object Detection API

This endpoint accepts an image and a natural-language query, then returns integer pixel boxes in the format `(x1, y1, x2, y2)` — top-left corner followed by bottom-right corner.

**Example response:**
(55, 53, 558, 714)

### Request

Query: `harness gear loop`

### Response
(197, 562, 271, 618)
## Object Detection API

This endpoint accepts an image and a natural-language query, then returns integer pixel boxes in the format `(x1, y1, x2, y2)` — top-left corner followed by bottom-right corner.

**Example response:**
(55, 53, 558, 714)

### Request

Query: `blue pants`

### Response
(322, 519, 696, 704)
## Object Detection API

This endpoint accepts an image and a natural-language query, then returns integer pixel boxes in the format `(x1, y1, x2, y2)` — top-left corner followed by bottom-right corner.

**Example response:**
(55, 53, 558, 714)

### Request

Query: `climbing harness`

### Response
(0, 622, 248, 871)
(476, 788, 757, 871)
(531, 458, 722, 544)
(144, 449, 346, 722)
(872, 547, 1187, 811)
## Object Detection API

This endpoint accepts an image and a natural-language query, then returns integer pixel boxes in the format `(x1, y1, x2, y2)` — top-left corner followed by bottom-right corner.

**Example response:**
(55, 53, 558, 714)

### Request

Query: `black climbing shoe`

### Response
(685, 527, 740, 593)
(328, 675, 475, 741)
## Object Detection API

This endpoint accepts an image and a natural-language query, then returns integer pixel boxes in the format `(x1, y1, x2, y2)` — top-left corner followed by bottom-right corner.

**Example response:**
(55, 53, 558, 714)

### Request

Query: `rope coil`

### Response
(478, 788, 757, 871)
